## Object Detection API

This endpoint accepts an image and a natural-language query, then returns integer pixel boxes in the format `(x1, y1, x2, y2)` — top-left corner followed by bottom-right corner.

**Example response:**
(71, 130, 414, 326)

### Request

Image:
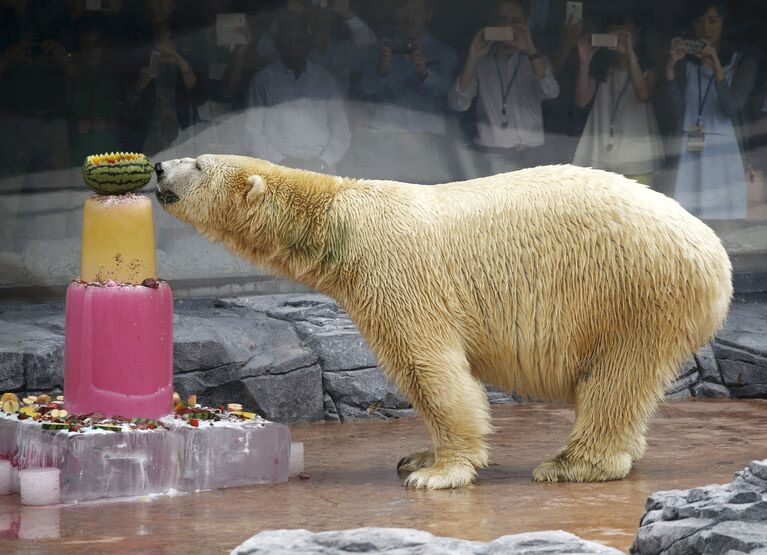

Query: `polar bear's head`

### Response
(154, 154, 272, 236)
(155, 154, 345, 276)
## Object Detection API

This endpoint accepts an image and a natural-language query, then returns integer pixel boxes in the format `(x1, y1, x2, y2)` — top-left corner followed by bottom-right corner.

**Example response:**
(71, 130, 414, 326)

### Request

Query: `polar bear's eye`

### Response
(195, 161, 202, 171)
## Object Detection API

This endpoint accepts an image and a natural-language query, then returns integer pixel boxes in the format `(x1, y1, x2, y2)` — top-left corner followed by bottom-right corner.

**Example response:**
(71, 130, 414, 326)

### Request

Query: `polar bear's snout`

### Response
(155, 158, 196, 205)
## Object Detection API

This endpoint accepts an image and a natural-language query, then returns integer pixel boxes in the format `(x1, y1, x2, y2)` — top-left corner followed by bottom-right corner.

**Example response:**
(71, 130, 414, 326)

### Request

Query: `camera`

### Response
(682, 39, 706, 56)
(484, 27, 514, 42)
(591, 34, 618, 48)
(389, 37, 416, 55)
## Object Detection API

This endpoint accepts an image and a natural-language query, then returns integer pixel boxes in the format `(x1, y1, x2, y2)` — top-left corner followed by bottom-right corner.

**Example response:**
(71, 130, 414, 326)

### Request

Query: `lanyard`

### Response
(608, 70, 631, 138)
(697, 64, 715, 126)
(494, 51, 523, 127)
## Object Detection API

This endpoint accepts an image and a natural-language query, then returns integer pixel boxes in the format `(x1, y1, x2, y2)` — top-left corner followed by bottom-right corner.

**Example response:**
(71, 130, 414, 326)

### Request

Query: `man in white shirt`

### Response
(246, 12, 350, 173)
(448, 0, 559, 175)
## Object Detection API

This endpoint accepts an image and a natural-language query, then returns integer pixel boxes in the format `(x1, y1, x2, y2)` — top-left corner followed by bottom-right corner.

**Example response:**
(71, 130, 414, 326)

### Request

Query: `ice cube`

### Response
(0, 460, 11, 494)
(20, 468, 61, 506)
(289, 442, 304, 475)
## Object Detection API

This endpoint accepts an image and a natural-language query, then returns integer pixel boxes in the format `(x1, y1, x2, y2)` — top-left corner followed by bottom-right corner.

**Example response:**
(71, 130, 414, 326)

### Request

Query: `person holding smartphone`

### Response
(571, 5, 663, 187)
(658, 2, 757, 219)
(348, 0, 458, 183)
(447, 0, 559, 175)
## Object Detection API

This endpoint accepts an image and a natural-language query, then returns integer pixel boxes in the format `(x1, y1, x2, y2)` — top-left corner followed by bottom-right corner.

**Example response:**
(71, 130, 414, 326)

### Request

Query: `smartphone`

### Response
(591, 34, 618, 48)
(565, 1, 583, 25)
(216, 13, 247, 45)
(682, 39, 706, 56)
(149, 50, 162, 78)
(484, 27, 515, 42)
(389, 37, 416, 55)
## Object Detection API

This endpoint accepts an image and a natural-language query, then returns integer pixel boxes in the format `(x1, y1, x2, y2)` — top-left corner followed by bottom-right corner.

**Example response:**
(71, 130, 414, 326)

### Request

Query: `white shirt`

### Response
(572, 68, 663, 175)
(245, 60, 351, 166)
(448, 48, 559, 149)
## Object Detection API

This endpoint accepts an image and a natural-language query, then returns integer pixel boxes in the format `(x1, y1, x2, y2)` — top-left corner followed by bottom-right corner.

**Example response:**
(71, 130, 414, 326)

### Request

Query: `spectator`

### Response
(571, 6, 663, 186)
(245, 11, 350, 173)
(258, 0, 376, 95)
(353, 0, 459, 183)
(124, 0, 199, 156)
(448, 0, 559, 174)
(0, 0, 71, 248)
(66, 13, 124, 165)
(658, 2, 757, 219)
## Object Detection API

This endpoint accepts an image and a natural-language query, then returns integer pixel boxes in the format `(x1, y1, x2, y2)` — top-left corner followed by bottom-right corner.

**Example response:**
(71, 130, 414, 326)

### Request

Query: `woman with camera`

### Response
(571, 6, 662, 187)
(659, 2, 757, 219)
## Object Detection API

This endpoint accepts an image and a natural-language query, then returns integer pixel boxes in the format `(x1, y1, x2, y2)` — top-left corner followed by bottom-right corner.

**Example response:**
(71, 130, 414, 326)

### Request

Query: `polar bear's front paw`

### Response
(397, 450, 435, 474)
(532, 452, 632, 483)
(403, 460, 476, 489)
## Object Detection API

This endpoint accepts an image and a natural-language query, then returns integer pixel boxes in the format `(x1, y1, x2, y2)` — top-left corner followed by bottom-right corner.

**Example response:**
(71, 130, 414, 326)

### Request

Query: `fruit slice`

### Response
(42, 422, 70, 431)
(1, 392, 18, 403)
(82, 152, 153, 195)
(19, 406, 38, 417)
(94, 424, 123, 432)
(36, 394, 52, 404)
(2, 399, 20, 413)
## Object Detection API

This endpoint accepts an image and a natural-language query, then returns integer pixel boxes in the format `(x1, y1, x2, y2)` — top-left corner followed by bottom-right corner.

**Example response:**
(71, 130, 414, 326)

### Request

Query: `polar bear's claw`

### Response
(403, 461, 476, 489)
(397, 450, 436, 474)
(532, 452, 632, 483)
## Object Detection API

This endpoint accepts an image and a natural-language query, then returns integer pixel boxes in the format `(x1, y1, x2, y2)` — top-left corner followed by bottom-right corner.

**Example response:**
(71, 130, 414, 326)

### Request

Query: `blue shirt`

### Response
(360, 31, 458, 135)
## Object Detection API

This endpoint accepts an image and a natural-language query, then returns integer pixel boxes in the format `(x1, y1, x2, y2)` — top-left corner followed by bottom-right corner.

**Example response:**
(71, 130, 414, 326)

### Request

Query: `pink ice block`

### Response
(64, 281, 173, 419)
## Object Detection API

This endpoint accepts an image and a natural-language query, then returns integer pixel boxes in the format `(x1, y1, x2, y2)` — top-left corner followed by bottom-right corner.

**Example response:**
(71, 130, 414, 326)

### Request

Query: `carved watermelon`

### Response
(82, 152, 153, 194)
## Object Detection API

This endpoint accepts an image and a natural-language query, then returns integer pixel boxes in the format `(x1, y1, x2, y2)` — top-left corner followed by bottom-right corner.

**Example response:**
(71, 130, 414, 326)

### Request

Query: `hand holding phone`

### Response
(566, 1, 582, 25)
(591, 34, 618, 49)
(484, 27, 514, 42)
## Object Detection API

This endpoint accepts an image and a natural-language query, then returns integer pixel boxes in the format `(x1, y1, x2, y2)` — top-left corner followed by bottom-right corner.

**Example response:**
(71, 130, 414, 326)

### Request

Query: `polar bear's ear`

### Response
(246, 175, 266, 203)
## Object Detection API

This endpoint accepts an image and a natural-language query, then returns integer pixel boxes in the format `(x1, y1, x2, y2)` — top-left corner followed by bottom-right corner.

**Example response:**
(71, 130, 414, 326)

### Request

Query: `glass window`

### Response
(1, 0, 765, 301)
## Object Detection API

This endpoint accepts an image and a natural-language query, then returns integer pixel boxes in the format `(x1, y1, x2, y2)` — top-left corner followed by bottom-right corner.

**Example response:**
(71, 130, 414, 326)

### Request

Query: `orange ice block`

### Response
(80, 194, 157, 283)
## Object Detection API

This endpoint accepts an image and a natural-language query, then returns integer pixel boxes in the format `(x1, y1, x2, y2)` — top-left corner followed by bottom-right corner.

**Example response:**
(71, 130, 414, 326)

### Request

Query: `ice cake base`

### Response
(0, 414, 291, 503)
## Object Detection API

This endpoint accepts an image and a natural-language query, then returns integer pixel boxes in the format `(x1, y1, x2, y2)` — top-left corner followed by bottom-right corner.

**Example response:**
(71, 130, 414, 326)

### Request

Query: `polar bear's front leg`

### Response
(383, 347, 492, 489)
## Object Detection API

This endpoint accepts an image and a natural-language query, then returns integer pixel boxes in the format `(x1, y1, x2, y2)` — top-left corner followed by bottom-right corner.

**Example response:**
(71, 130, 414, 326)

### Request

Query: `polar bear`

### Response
(155, 155, 732, 490)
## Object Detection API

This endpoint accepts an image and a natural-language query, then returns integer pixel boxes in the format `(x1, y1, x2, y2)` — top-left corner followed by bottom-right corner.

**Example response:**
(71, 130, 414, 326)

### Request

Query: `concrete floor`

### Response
(1, 400, 766, 554)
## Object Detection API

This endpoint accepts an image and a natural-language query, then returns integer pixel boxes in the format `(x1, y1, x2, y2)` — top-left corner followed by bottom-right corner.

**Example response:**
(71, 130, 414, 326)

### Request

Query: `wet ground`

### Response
(1, 400, 766, 554)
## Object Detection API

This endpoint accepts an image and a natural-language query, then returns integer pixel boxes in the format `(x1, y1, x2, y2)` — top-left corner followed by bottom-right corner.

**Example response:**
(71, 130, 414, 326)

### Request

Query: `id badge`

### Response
(687, 124, 705, 152)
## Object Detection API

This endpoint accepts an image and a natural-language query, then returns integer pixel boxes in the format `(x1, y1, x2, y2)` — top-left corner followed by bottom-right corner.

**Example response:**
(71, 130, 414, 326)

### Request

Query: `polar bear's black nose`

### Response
(154, 162, 164, 177)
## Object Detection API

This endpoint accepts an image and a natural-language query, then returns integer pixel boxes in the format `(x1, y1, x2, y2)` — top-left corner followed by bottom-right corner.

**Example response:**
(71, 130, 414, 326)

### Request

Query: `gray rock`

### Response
(706, 521, 767, 554)
(633, 459, 767, 555)
(0, 320, 63, 390)
(173, 311, 315, 375)
(323, 367, 409, 421)
(719, 358, 767, 387)
(692, 382, 731, 399)
(198, 365, 324, 423)
(695, 342, 722, 383)
(323, 393, 340, 421)
(231, 528, 622, 555)
(731, 384, 767, 399)
(304, 329, 377, 372)
(716, 303, 767, 359)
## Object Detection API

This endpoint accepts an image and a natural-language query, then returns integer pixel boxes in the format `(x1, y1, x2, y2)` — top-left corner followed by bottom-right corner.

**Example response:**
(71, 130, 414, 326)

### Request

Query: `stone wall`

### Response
(0, 295, 764, 424)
